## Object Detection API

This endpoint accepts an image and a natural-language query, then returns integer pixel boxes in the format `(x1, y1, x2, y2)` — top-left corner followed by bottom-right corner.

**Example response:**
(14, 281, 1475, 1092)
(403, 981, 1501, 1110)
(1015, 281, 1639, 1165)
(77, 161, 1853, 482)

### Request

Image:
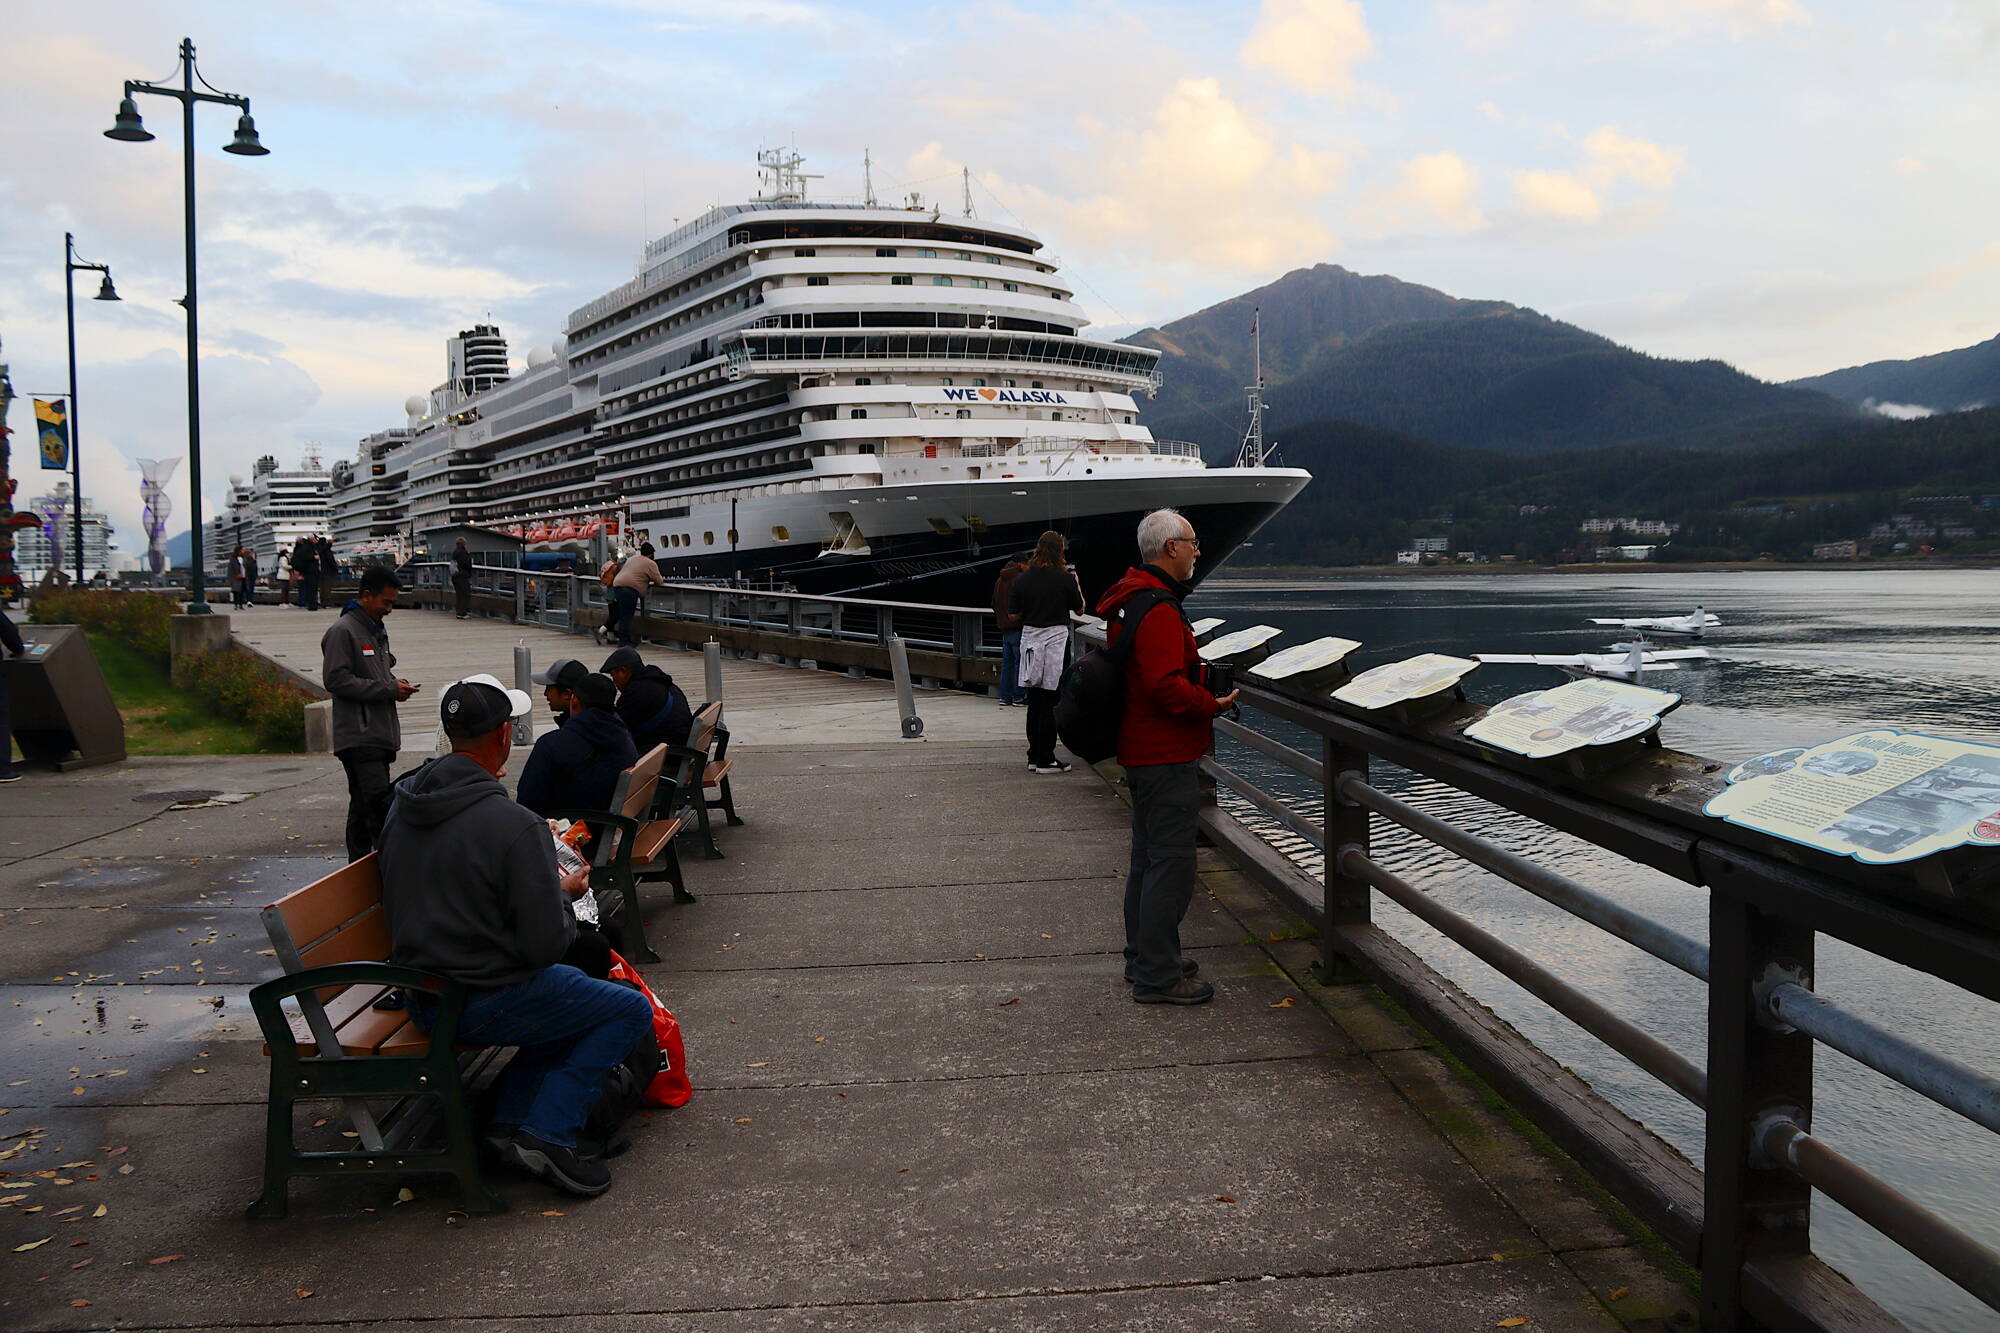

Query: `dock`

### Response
(0, 605, 1689, 1331)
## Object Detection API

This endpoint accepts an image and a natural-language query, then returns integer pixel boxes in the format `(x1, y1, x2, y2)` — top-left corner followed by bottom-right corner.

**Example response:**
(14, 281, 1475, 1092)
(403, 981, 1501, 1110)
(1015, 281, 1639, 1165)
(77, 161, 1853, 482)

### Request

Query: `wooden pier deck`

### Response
(0, 607, 1693, 1330)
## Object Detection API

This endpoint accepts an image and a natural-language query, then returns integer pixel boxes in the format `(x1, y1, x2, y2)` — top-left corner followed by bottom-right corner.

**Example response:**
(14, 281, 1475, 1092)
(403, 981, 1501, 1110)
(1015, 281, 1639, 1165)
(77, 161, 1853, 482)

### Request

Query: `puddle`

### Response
(0, 983, 257, 1102)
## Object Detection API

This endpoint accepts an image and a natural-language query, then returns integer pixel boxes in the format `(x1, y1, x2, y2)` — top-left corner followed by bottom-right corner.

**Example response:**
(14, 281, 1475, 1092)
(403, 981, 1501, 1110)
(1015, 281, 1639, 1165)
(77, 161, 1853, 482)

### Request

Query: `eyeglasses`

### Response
(1167, 535, 1201, 551)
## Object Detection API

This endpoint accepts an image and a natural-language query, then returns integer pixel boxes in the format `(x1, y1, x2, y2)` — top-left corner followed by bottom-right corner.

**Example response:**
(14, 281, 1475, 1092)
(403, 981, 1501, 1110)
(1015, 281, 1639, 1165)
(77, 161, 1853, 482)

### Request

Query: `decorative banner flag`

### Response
(34, 398, 68, 470)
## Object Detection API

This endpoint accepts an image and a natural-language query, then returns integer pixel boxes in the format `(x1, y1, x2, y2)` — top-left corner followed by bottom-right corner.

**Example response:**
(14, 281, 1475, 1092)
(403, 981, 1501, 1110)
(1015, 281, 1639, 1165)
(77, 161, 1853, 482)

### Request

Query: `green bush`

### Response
(28, 588, 177, 665)
(178, 647, 312, 750)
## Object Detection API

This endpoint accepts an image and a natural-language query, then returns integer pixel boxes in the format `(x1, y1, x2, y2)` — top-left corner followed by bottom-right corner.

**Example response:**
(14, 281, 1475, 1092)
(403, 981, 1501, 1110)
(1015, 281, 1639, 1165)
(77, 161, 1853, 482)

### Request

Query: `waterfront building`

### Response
(12, 482, 115, 579)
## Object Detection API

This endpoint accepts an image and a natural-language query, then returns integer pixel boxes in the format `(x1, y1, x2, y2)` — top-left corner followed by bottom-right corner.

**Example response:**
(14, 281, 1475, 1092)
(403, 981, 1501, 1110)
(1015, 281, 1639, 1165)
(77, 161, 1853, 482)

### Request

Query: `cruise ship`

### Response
(331, 150, 1310, 605)
(206, 448, 333, 573)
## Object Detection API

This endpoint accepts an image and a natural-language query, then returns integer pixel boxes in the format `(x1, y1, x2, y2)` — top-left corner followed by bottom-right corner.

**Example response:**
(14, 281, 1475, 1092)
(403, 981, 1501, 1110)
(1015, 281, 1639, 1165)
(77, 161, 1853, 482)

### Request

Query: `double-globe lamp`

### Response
(105, 37, 268, 615)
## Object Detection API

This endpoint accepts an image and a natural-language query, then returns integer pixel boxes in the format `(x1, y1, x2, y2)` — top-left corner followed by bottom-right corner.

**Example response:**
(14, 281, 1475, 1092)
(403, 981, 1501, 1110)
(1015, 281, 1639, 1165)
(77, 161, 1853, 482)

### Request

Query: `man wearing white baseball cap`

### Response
(377, 674, 653, 1197)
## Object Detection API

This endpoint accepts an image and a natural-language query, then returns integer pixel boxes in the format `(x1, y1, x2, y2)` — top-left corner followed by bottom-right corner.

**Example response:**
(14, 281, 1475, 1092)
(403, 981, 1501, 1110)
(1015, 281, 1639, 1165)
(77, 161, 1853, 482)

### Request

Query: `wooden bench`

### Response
(244, 854, 504, 1219)
(672, 702, 744, 860)
(550, 742, 695, 965)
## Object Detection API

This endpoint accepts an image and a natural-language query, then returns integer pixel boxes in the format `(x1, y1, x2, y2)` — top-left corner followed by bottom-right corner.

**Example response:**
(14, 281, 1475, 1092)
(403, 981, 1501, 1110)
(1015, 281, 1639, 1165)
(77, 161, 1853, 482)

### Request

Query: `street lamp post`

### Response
(63, 234, 120, 585)
(105, 37, 268, 615)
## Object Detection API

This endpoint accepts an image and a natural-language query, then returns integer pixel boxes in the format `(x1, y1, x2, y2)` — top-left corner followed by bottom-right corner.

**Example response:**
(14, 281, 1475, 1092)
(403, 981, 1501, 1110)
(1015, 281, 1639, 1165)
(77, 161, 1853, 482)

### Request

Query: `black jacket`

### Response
(379, 754, 573, 989)
(1009, 564, 1084, 628)
(292, 541, 319, 577)
(514, 705, 638, 819)
(453, 548, 473, 577)
(0, 608, 23, 657)
(615, 664, 692, 754)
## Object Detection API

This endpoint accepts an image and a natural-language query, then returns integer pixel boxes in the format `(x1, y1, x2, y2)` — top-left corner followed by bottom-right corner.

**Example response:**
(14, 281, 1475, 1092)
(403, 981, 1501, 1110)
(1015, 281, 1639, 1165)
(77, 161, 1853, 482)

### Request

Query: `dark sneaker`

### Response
(480, 1123, 521, 1160)
(497, 1130, 611, 1196)
(1133, 977, 1215, 1006)
(1030, 761, 1074, 774)
(0, 773, 19, 784)
(1125, 957, 1200, 984)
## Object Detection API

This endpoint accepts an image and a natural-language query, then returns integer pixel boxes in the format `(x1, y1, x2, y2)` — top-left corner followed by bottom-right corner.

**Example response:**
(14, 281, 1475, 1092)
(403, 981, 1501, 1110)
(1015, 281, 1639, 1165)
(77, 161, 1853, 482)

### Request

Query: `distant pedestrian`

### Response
(242, 547, 259, 608)
(227, 547, 247, 608)
(316, 536, 336, 607)
(276, 547, 293, 605)
(1010, 530, 1083, 774)
(452, 537, 475, 619)
(1098, 508, 1237, 1005)
(293, 537, 320, 611)
(0, 605, 24, 783)
(322, 567, 418, 861)
(991, 554, 1028, 707)
(610, 542, 665, 647)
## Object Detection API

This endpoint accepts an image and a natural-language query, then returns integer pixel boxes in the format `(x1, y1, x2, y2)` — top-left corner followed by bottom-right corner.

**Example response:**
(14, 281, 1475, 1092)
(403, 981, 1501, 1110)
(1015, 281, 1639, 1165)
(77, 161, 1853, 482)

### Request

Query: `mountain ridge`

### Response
(1785, 332, 2000, 416)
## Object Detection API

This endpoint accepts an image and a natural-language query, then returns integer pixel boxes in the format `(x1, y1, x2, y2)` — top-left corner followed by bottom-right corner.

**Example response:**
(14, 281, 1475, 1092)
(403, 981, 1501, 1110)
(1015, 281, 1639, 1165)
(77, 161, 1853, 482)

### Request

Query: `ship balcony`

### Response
(722, 327, 1163, 394)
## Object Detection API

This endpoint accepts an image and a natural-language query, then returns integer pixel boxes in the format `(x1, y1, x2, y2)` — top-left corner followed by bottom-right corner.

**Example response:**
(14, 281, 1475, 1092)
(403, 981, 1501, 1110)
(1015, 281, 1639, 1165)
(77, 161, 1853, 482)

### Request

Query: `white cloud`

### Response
(1512, 168, 1604, 222)
(1586, 0, 1810, 38)
(1240, 0, 1374, 99)
(1865, 398, 1936, 420)
(1362, 151, 1488, 232)
(1582, 127, 1684, 189)
(1893, 156, 1924, 175)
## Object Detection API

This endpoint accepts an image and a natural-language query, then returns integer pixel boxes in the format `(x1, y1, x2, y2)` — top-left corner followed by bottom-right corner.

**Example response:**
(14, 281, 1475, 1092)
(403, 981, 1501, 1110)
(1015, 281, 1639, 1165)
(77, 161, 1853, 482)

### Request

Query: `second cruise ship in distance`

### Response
(339, 150, 1311, 606)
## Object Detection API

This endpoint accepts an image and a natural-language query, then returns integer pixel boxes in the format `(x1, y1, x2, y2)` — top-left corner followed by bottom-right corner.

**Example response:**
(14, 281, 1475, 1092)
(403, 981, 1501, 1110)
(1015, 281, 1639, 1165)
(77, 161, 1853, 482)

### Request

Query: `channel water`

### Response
(1187, 568, 2000, 1333)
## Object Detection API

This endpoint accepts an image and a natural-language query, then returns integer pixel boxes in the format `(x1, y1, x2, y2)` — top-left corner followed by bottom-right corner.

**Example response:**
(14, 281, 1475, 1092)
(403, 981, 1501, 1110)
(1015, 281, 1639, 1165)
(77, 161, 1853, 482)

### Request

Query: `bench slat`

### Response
(703, 759, 732, 788)
(297, 909, 394, 972)
(266, 857, 385, 952)
(634, 816, 684, 864)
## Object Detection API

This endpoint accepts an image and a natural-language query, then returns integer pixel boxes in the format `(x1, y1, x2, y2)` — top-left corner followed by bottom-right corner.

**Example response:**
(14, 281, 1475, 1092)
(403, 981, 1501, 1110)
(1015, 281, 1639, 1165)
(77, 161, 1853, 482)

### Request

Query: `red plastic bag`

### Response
(606, 950, 692, 1108)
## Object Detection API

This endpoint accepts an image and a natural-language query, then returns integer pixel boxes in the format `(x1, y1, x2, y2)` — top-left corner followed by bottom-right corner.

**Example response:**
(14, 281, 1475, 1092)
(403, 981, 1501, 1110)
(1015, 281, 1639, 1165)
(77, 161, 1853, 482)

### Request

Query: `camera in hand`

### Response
(1205, 662, 1235, 698)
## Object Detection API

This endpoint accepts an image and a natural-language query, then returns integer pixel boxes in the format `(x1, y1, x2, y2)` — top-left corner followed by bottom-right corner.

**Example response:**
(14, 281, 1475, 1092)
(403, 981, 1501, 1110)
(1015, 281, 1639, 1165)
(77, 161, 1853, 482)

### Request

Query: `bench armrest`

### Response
(248, 962, 468, 1053)
(546, 808, 638, 869)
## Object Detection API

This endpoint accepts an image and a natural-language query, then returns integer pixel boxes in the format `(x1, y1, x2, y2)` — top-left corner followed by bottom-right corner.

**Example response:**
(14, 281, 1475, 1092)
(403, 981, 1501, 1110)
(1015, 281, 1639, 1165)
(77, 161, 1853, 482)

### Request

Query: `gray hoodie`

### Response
(321, 602, 401, 753)
(378, 754, 574, 989)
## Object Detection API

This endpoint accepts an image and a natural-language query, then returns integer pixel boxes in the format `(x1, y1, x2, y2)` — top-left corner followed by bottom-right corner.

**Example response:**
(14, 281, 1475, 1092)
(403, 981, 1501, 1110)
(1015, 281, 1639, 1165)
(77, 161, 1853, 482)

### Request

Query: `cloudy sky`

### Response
(3, 0, 1996, 547)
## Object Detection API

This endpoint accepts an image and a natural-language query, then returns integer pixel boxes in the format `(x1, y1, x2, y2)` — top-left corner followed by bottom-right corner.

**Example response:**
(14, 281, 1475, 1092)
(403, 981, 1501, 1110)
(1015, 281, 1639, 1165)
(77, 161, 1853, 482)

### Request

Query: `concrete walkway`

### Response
(0, 608, 1694, 1330)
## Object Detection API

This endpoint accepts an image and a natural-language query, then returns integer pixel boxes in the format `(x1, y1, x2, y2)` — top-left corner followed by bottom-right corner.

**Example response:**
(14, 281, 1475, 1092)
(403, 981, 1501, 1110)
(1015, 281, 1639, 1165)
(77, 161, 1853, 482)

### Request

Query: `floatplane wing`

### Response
(1587, 605, 1722, 635)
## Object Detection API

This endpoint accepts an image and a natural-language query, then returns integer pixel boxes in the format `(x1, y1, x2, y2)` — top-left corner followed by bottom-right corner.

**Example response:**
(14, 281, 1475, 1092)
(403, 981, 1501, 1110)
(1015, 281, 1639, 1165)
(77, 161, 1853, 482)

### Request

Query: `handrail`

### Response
(1195, 649, 2000, 1330)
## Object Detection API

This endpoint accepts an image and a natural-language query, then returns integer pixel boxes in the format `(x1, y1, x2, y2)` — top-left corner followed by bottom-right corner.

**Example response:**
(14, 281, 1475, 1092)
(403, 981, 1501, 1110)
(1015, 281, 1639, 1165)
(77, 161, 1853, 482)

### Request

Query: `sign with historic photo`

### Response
(1199, 625, 1281, 661)
(1332, 653, 1479, 710)
(1249, 636, 1362, 681)
(1465, 677, 1679, 759)
(1706, 729, 2000, 864)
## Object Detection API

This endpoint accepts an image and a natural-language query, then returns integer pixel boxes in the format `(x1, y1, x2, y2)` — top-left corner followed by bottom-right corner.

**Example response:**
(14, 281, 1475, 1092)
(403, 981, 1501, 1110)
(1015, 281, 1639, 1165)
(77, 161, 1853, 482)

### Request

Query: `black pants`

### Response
(453, 573, 472, 617)
(337, 747, 395, 862)
(300, 575, 319, 611)
(612, 586, 640, 645)
(1024, 687, 1060, 767)
(0, 666, 15, 777)
(1124, 760, 1201, 991)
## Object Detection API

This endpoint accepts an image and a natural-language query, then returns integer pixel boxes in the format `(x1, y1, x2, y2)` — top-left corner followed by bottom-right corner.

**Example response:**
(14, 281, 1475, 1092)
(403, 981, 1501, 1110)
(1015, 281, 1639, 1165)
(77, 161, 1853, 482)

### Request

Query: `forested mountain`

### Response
(1127, 264, 1861, 457)
(1786, 333, 2000, 415)
(1251, 407, 2000, 566)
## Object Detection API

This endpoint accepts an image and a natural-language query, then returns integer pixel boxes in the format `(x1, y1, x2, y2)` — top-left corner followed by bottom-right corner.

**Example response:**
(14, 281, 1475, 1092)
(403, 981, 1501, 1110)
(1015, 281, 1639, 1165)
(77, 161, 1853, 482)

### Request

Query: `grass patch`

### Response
(87, 633, 283, 755)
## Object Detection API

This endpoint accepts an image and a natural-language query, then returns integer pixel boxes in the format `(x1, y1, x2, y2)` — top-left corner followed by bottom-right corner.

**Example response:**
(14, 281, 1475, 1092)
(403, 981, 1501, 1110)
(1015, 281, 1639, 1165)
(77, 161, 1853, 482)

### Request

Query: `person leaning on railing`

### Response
(609, 542, 665, 647)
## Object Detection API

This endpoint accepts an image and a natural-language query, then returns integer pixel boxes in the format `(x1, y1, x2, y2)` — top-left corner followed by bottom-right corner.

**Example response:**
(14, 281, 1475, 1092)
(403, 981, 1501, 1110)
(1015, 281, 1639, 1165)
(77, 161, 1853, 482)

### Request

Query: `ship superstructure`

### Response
(331, 151, 1309, 603)
(207, 448, 332, 572)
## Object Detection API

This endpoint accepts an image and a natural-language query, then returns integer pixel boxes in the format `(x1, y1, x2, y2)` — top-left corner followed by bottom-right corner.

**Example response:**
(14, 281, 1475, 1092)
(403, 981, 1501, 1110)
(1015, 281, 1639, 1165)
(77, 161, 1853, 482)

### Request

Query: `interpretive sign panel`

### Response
(1706, 729, 2000, 864)
(1332, 653, 1478, 710)
(1199, 625, 1281, 661)
(1250, 636, 1362, 681)
(1465, 677, 1678, 759)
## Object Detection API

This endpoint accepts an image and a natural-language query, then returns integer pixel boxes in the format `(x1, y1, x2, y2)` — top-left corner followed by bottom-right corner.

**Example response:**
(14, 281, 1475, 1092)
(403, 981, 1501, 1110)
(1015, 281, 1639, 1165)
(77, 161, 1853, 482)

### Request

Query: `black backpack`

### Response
(1053, 590, 1180, 763)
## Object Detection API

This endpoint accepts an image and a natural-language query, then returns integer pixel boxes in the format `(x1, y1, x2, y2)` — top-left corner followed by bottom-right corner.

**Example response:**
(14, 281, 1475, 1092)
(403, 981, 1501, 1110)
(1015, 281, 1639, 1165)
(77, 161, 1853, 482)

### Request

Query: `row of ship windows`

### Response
(576, 289, 753, 365)
(571, 254, 752, 349)
(804, 275, 1021, 291)
(793, 247, 1017, 265)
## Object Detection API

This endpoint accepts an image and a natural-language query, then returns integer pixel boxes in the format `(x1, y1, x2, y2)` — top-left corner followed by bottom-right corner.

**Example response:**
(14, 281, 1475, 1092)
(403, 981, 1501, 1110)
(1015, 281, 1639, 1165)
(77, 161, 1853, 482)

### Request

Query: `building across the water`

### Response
(327, 150, 1309, 605)
(205, 449, 334, 574)
(12, 483, 116, 581)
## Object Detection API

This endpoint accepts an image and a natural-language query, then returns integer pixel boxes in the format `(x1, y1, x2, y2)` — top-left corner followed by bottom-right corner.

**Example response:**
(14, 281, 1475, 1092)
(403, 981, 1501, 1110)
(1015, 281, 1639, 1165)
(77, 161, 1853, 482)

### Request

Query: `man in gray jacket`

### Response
(322, 567, 418, 860)
(380, 674, 653, 1197)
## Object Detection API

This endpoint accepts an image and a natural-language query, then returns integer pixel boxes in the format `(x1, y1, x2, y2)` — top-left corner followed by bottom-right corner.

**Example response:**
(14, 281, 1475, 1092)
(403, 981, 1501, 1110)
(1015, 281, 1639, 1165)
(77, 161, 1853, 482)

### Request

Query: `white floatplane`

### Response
(1475, 640, 1712, 682)
(1586, 605, 1721, 637)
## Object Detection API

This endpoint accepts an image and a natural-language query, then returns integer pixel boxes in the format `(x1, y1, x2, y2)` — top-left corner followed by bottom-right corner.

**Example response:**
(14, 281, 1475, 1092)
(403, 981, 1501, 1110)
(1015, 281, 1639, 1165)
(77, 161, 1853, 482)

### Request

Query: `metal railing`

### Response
(405, 561, 1003, 684)
(1159, 649, 2000, 1332)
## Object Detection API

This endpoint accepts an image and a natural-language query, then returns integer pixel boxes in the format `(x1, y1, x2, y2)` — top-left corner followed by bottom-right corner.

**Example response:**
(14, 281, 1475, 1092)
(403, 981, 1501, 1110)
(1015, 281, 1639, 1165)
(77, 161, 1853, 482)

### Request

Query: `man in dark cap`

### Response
(516, 662, 637, 818)
(379, 673, 652, 1197)
(600, 646, 692, 755)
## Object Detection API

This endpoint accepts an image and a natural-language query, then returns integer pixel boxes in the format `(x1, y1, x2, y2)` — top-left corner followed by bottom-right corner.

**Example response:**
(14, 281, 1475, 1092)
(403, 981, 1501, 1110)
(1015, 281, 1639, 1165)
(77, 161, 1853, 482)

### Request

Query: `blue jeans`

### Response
(413, 964, 653, 1148)
(612, 587, 640, 645)
(999, 631, 1023, 703)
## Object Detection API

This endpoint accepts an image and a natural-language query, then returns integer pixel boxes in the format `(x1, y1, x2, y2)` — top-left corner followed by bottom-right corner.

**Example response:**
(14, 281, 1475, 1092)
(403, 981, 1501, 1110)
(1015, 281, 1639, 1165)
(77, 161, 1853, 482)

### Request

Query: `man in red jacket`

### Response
(1097, 508, 1238, 1004)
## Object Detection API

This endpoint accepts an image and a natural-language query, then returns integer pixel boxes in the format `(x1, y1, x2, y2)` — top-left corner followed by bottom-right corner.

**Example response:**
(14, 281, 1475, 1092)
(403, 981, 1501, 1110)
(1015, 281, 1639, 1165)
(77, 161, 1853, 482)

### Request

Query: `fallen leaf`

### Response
(1216, 1195, 1237, 1204)
(396, 1188, 416, 1203)
(1496, 1320, 1531, 1328)
(814, 1036, 827, 1043)
(732, 1118, 753, 1124)
(91, 1204, 107, 1219)
(539, 1210, 565, 1217)
(998, 997, 1021, 1006)
(71, 1258, 92, 1269)
(148, 1254, 186, 1264)
(69, 1298, 92, 1308)
(745, 1061, 769, 1068)
(117, 1164, 133, 1175)
(1039, 933, 1053, 939)
(12, 1237, 51, 1251)
(1609, 1287, 1631, 1301)
(1269, 997, 1297, 1008)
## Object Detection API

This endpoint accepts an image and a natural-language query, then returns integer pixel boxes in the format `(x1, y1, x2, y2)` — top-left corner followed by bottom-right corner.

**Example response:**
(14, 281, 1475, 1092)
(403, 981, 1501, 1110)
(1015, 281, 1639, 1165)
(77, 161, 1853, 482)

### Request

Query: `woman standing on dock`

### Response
(1011, 530, 1083, 774)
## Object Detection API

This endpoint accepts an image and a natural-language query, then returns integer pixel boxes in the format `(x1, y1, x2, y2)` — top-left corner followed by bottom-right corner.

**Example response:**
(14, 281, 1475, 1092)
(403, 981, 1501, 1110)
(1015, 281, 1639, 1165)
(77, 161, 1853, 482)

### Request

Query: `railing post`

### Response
(1702, 888, 1816, 1330)
(511, 644, 534, 748)
(889, 636, 924, 739)
(1322, 743, 1371, 984)
(703, 639, 724, 714)
(513, 574, 525, 625)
